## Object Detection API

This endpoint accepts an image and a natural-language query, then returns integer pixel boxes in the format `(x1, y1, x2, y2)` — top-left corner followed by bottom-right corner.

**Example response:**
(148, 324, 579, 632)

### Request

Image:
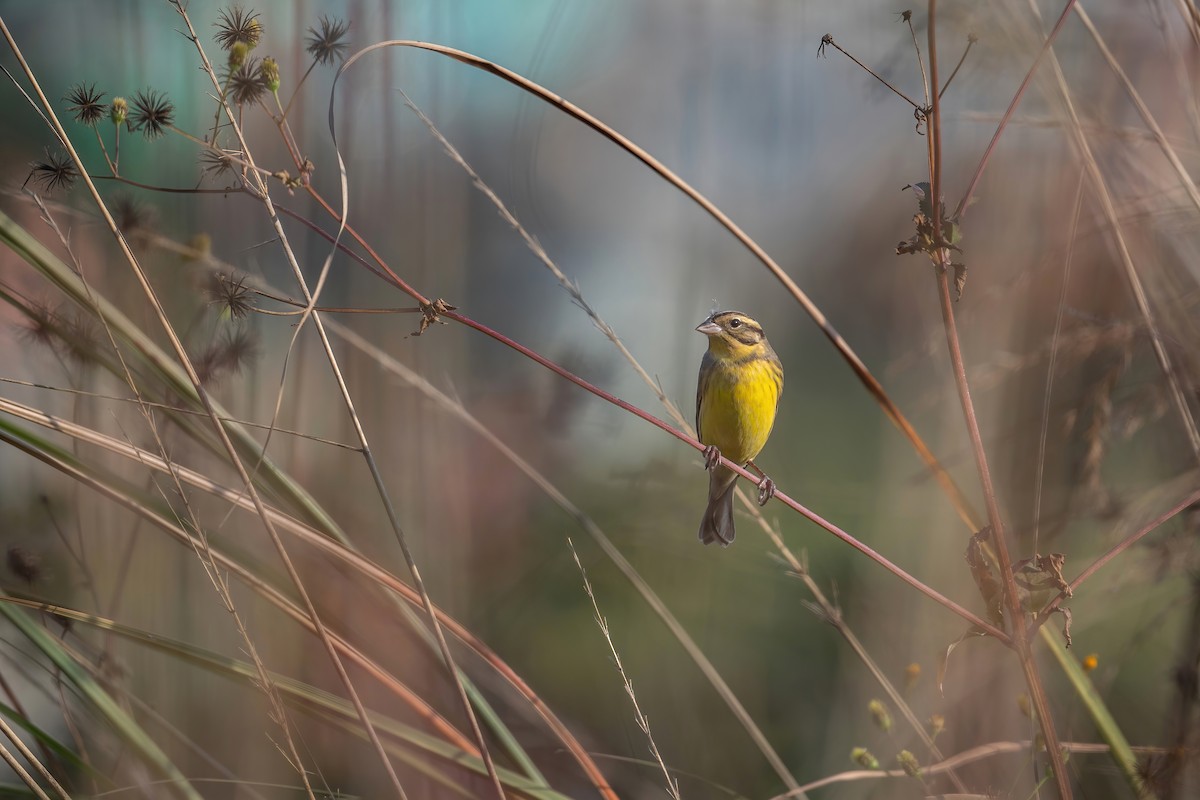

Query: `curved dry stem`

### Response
(0, 396, 612, 797)
(399, 87, 965, 792)
(331, 37, 981, 532)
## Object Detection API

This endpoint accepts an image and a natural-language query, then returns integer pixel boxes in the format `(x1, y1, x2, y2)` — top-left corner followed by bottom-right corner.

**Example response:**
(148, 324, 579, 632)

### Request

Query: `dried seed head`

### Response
(199, 147, 242, 184)
(306, 15, 350, 65)
(66, 83, 107, 126)
(25, 149, 78, 194)
(215, 6, 262, 50)
(6, 546, 42, 584)
(227, 58, 267, 106)
(928, 713, 945, 738)
(129, 89, 175, 139)
(20, 302, 60, 349)
(112, 194, 157, 237)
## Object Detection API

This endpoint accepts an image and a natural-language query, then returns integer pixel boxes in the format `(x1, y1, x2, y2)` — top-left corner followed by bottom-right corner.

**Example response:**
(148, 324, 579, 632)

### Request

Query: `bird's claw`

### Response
(757, 476, 776, 506)
(702, 445, 722, 471)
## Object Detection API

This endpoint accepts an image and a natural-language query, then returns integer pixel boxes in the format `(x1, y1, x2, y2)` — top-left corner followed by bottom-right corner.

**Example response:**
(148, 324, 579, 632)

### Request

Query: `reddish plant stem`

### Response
(446, 309, 1006, 641)
(267, 188, 1004, 637)
(1032, 488, 1200, 635)
(927, 2, 1070, 797)
(926, 3, 1070, 796)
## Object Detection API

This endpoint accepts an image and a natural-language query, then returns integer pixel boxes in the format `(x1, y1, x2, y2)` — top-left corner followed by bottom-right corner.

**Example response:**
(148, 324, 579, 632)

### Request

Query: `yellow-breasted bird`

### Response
(695, 310, 783, 545)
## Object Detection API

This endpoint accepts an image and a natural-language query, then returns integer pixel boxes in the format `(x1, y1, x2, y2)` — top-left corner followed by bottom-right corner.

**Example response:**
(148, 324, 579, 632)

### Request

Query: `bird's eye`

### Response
(728, 318, 742, 328)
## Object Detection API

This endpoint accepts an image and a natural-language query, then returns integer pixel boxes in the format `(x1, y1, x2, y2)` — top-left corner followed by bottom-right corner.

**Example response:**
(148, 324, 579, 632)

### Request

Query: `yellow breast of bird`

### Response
(698, 357, 781, 465)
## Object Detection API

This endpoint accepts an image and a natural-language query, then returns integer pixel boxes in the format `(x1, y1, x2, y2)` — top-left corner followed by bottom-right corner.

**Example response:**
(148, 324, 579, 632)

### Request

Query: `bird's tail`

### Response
(698, 465, 739, 546)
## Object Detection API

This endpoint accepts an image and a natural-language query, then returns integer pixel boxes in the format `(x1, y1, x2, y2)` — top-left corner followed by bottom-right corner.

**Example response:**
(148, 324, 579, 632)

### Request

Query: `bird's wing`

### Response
(695, 350, 714, 437)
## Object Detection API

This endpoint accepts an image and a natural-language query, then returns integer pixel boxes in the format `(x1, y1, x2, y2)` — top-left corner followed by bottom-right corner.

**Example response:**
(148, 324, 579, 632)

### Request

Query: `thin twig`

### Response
(333, 38, 981, 532)
(926, 1, 1070, 796)
(568, 539, 681, 800)
(1033, 171, 1085, 553)
(818, 34, 922, 109)
(938, 34, 976, 99)
(954, 0, 1080, 220)
(1034, 486, 1200, 630)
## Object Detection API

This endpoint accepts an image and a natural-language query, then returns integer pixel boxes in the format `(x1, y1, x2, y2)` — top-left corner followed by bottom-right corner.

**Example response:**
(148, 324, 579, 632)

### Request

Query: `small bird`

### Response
(695, 310, 783, 545)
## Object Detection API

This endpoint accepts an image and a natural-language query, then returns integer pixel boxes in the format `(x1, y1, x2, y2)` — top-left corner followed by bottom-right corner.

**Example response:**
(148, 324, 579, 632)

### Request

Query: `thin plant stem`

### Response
(170, 5, 457, 796)
(818, 35, 921, 109)
(1034, 486, 1200, 629)
(0, 714, 70, 800)
(399, 85, 962, 793)
(1033, 172, 1085, 553)
(270, 175, 1007, 638)
(954, 0, 1080, 220)
(938, 36, 976, 99)
(906, 15, 932, 110)
(331, 38, 981, 532)
(926, 1, 1069, 796)
(0, 14, 345, 800)
(567, 539, 681, 800)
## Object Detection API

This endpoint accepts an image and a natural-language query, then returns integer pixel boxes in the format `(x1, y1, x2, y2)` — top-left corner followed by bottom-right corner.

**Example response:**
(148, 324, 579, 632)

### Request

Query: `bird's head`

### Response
(696, 310, 768, 358)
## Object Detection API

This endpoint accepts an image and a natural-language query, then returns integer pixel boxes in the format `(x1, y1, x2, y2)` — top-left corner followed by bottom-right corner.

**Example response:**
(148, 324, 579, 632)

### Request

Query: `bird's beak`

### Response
(695, 319, 721, 335)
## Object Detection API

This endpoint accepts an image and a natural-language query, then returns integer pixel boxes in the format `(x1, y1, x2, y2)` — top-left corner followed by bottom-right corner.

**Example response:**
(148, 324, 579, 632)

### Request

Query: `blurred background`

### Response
(1, 0, 1199, 797)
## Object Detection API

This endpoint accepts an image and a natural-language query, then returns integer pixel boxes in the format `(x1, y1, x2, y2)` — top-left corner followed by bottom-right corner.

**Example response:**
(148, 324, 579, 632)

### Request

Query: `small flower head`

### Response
(227, 58, 267, 106)
(129, 89, 174, 139)
(867, 699, 892, 733)
(65, 83, 107, 126)
(261, 57, 280, 93)
(110, 96, 128, 126)
(928, 713, 945, 739)
(215, 6, 262, 50)
(186, 232, 212, 262)
(904, 662, 921, 692)
(25, 149, 78, 193)
(850, 747, 879, 770)
(228, 41, 251, 69)
(306, 15, 350, 65)
(896, 750, 922, 780)
(1082, 653, 1099, 672)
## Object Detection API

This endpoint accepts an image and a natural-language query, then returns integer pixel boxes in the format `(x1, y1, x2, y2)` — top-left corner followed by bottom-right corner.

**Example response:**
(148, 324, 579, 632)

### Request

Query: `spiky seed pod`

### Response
(65, 83, 106, 125)
(25, 149, 77, 193)
(215, 6, 262, 50)
(227, 58, 267, 106)
(129, 89, 174, 139)
(306, 15, 349, 64)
